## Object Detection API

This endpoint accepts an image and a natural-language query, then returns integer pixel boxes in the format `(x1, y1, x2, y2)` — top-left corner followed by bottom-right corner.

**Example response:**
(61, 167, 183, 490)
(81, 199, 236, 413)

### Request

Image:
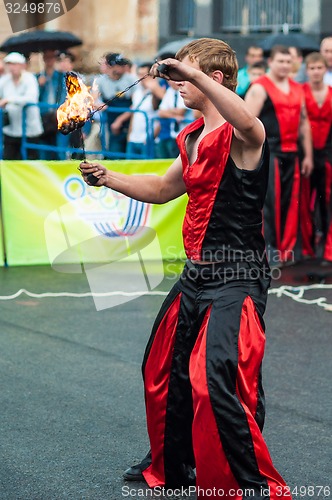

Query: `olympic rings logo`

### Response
(63, 175, 151, 237)
(63, 175, 125, 210)
(64, 176, 107, 200)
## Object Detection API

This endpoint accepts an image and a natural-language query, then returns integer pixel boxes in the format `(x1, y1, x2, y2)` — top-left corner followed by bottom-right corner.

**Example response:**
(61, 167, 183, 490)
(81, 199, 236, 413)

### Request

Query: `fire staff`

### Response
(80, 38, 292, 499)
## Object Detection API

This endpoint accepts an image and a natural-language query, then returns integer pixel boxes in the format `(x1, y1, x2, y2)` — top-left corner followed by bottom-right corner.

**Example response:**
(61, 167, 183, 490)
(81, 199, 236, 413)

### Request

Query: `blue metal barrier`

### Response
(1, 103, 194, 161)
(21, 102, 73, 160)
(98, 106, 155, 159)
(21, 104, 157, 161)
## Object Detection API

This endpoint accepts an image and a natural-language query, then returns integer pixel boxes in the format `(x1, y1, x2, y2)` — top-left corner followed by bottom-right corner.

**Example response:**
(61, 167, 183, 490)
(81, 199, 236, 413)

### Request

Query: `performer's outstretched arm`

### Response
(79, 155, 186, 204)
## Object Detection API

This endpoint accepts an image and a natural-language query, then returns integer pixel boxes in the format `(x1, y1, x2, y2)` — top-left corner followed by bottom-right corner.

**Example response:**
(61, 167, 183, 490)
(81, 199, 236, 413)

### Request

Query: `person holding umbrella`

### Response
(0, 52, 43, 160)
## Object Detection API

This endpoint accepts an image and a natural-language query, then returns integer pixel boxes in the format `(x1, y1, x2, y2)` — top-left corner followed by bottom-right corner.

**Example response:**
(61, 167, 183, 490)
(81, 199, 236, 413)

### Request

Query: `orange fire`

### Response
(57, 72, 94, 135)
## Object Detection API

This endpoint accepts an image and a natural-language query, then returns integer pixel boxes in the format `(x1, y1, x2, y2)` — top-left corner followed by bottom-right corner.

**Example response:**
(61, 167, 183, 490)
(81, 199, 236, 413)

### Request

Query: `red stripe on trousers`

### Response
(190, 305, 241, 499)
(324, 223, 332, 261)
(274, 158, 281, 251)
(237, 297, 291, 500)
(325, 160, 332, 205)
(143, 292, 182, 487)
(280, 158, 300, 261)
(323, 160, 332, 261)
(300, 176, 314, 257)
(189, 297, 291, 499)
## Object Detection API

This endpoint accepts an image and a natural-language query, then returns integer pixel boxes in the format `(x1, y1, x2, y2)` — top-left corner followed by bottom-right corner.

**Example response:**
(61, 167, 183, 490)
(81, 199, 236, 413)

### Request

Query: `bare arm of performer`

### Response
(244, 83, 267, 117)
(80, 156, 186, 204)
(151, 58, 265, 171)
(299, 102, 313, 178)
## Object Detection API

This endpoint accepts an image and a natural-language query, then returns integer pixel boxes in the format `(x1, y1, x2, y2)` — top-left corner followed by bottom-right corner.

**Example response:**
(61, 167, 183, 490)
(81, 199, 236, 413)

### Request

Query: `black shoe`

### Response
(123, 451, 151, 482)
(166, 463, 196, 488)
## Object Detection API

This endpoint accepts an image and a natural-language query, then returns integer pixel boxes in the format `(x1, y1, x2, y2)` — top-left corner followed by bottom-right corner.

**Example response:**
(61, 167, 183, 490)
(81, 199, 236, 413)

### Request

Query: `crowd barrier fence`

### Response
(0, 103, 192, 160)
(0, 159, 187, 267)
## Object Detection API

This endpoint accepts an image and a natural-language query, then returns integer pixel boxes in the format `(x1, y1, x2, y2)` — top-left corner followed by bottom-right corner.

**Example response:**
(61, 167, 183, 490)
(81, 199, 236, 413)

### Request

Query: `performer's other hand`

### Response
(79, 161, 107, 186)
(150, 58, 197, 82)
(301, 156, 313, 178)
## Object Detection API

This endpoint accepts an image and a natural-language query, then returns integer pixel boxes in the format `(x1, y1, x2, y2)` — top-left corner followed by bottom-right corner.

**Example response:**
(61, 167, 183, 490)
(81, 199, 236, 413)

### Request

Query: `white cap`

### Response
(3, 52, 26, 64)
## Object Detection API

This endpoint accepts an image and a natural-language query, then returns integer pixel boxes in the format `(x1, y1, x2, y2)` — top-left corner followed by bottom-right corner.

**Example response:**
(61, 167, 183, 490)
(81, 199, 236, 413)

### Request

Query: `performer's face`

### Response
(175, 56, 206, 111)
(320, 39, 332, 68)
(5, 62, 25, 79)
(306, 61, 327, 85)
(105, 64, 126, 80)
(245, 47, 264, 67)
(268, 53, 292, 79)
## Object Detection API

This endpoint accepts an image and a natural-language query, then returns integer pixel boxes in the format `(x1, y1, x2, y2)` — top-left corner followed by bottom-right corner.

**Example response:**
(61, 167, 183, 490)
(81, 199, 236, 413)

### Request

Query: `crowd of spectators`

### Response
(242, 39, 332, 266)
(0, 49, 196, 161)
(0, 39, 332, 265)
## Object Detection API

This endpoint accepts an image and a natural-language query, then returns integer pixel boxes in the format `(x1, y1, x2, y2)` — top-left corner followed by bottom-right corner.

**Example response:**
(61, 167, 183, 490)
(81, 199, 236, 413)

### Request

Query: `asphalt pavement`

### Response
(0, 261, 331, 500)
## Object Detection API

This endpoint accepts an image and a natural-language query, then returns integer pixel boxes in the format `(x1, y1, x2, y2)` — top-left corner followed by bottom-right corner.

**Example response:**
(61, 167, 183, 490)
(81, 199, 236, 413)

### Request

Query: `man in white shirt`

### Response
(320, 37, 332, 85)
(94, 53, 137, 157)
(0, 52, 43, 159)
(156, 80, 194, 158)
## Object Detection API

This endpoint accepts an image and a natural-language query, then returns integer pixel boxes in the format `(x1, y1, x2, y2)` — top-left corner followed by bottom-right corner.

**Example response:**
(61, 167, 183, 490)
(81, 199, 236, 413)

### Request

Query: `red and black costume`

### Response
(141, 117, 290, 498)
(301, 83, 332, 260)
(255, 75, 303, 263)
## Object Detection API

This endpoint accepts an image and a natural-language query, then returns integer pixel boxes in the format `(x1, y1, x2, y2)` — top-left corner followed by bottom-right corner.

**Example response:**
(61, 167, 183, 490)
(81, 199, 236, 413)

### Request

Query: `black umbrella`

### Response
(156, 38, 198, 59)
(0, 30, 82, 55)
(259, 33, 319, 56)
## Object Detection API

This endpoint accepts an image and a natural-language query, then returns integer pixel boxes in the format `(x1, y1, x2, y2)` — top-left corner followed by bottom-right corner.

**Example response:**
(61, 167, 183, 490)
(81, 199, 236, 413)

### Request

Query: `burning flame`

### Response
(57, 72, 94, 135)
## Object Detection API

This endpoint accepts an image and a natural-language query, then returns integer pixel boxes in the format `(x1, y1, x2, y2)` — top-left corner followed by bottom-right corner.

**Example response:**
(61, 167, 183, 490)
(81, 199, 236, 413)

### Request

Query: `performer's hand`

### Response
(301, 156, 313, 178)
(150, 58, 197, 82)
(79, 161, 108, 186)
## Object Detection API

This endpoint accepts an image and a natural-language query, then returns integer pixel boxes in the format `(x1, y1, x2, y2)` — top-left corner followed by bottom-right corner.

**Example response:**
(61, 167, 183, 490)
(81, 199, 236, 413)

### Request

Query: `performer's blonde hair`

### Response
(176, 38, 238, 92)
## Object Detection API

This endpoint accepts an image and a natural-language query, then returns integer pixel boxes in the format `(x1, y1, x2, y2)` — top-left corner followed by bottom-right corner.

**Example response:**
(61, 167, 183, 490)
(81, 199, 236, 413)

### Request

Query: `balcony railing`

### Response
(221, 0, 302, 33)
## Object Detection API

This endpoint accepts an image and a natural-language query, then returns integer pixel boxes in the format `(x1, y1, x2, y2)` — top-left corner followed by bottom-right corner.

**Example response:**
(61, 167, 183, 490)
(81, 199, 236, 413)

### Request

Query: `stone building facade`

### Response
(0, 0, 159, 72)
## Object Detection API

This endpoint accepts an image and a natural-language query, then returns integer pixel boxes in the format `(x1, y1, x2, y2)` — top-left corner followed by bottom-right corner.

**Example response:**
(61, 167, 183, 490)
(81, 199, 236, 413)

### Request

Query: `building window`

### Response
(171, 0, 196, 35)
(215, 0, 302, 33)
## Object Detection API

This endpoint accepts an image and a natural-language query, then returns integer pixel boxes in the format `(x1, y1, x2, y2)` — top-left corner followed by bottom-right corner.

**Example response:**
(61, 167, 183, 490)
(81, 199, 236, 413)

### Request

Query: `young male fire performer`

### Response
(80, 38, 291, 499)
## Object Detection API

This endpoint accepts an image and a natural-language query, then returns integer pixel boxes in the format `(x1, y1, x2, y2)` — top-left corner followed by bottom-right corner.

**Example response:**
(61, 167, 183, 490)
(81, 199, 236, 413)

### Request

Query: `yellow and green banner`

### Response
(1, 160, 187, 267)
(0, 162, 5, 266)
